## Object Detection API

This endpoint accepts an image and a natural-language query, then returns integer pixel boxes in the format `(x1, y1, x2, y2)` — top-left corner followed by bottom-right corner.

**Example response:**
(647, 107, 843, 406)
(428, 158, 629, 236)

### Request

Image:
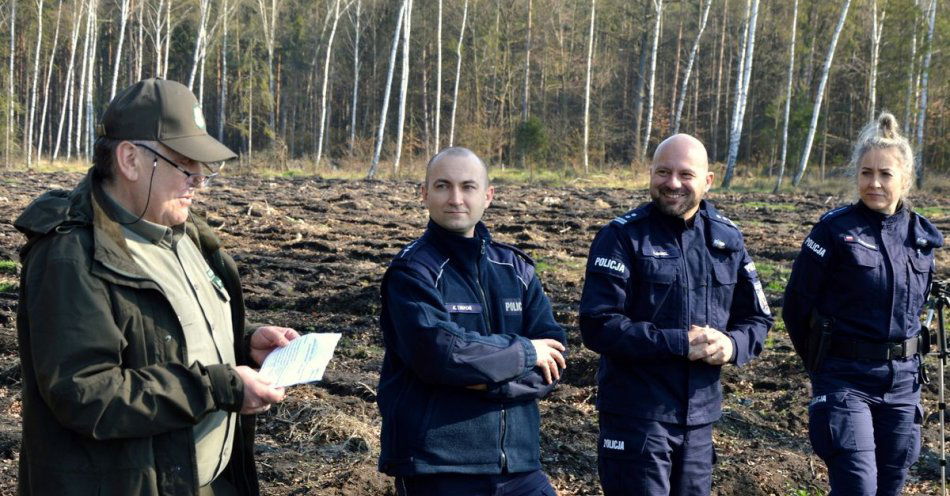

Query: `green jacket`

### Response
(15, 171, 260, 496)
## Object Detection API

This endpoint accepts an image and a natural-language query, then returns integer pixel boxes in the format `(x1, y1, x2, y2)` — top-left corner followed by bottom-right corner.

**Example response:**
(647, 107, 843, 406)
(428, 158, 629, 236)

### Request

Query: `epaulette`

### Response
(911, 211, 945, 249)
(492, 240, 536, 266)
(819, 204, 853, 222)
(610, 203, 651, 226)
(708, 211, 739, 230)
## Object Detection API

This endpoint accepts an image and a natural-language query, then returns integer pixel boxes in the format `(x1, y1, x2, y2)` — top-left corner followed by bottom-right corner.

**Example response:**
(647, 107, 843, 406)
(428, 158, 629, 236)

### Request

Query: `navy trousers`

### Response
(395, 469, 556, 496)
(597, 413, 715, 496)
(808, 357, 923, 496)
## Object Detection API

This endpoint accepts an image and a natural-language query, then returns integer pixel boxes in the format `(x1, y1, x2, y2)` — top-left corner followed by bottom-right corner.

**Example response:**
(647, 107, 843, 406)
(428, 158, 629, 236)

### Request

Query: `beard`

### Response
(650, 185, 700, 218)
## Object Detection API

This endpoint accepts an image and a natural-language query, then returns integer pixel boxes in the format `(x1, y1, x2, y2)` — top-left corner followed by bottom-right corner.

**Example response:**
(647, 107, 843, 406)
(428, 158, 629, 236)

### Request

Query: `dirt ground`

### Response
(0, 171, 947, 495)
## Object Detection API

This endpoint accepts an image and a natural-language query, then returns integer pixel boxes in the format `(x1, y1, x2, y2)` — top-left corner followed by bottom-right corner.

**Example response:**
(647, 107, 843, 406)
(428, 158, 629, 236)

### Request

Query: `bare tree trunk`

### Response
(109, 0, 131, 99)
(187, 0, 211, 91)
(367, 0, 407, 179)
(668, 14, 682, 134)
(26, 0, 46, 167)
(773, 0, 798, 193)
(640, 0, 662, 160)
(522, 0, 532, 123)
(631, 5, 648, 162)
(711, 0, 728, 161)
(722, 0, 761, 188)
(672, 0, 712, 134)
(256, 0, 281, 143)
(582, 0, 595, 174)
(914, 0, 936, 188)
(392, 0, 412, 175)
(433, 0, 442, 150)
(316, 0, 345, 166)
(448, 0, 468, 147)
(134, 0, 143, 81)
(54, 0, 84, 160)
(792, 0, 850, 187)
(867, 0, 884, 120)
(5, 0, 15, 164)
(348, 0, 361, 154)
(37, 0, 64, 161)
(84, 0, 98, 158)
(903, 0, 919, 134)
(218, 0, 230, 141)
(162, 0, 170, 78)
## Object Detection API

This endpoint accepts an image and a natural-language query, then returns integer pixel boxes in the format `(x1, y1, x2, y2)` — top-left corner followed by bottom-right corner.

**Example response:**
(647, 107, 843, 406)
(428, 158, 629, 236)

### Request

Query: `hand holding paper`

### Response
(258, 333, 342, 388)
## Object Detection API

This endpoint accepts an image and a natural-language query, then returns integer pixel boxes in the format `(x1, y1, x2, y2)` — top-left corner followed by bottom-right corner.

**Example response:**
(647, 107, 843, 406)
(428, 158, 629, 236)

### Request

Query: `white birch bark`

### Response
(348, 0, 360, 154)
(433, 0, 441, 150)
(256, 0, 281, 140)
(792, 0, 851, 187)
(640, 0, 663, 160)
(773, 0, 797, 193)
(54, 0, 84, 160)
(722, 0, 760, 188)
(582, 0, 595, 174)
(315, 0, 345, 166)
(448, 0, 467, 147)
(218, 0, 230, 141)
(84, 0, 98, 157)
(366, 0, 407, 179)
(109, 0, 131, 99)
(26, 0, 46, 167)
(134, 0, 143, 81)
(75, 0, 94, 159)
(163, 0, 171, 78)
(37, 0, 64, 161)
(392, 0, 412, 175)
(672, 0, 712, 134)
(867, 0, 884, 120)
(187, 0, 210, 91)
(913, 0, 936, 188)
(5, 0, 15, 162)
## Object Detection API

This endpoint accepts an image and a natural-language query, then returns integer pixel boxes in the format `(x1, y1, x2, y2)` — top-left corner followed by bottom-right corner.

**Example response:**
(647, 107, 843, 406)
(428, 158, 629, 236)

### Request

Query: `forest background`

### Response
(0, 0, 946, 188)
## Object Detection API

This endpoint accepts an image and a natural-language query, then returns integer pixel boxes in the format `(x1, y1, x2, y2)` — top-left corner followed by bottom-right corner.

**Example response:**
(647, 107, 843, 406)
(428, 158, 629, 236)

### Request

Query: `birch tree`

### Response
(867, 0, 885, 120)
(348, 0, 361, 154)
(218, 0, 232, 141)
(448, 0, 468, 147)
(109, 0, 131, 99)
(672, 0, 712, 134)
(75, 0, 94, 159)
(366, 0, 408, 179)
(315, 0, 347, 166)
(37, 0, 63, 160)
(914, 0, 936, 188)
(721, 0, 759, 188)
(640, 0, 663, 160)
(392, 0, 412, 175)
(256, 0, 281, 141)
(792, 0, 851, 187)
(54, 0, 84, 160)
(773, 0, 798, 193)
(903, 0, 919, 134)
(582, 0, 595, 174)
(711, 0, 728, 161)
(5, 0, 15, 163)
(26, 0, 45, 167)
(433, 0, 442, 150)
(187, 0, 212, 91)
(134, 0, 143, 81)
(83, 0, 98, 157)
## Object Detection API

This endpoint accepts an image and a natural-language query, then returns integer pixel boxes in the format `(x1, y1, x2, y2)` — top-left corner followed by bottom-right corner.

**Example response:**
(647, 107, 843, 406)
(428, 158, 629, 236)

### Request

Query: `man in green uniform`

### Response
(15, 79, 298, 496)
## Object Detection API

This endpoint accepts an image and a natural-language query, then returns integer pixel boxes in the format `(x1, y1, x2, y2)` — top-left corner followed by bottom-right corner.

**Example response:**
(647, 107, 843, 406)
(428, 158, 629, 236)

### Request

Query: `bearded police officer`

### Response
(579, 134, 773, 495)
(377, 147, 566, 496)
(16, 79, 298, 496)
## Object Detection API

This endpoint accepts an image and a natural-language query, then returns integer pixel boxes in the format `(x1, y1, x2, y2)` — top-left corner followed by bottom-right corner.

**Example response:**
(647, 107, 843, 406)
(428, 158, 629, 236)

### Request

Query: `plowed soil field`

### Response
(0, 171, 947, 495)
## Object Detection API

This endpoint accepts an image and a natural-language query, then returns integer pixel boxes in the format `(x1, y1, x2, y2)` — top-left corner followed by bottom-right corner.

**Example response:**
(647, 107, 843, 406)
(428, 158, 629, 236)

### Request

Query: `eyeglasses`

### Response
(134, 143, 221, 188)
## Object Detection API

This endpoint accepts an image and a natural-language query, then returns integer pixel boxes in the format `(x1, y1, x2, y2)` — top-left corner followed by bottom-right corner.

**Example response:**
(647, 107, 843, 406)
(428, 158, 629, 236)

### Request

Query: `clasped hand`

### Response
(687, 325, 733, 365)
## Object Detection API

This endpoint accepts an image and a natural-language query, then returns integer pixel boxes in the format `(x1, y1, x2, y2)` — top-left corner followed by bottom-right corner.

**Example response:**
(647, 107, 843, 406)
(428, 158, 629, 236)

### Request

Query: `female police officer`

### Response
(784, 112, 943, 495)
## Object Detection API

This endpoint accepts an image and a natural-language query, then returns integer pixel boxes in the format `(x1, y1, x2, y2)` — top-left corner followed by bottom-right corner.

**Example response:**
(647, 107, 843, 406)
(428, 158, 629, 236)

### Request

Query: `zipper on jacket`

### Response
(499, 406, 508, 471)
(476, 240, 494, 330)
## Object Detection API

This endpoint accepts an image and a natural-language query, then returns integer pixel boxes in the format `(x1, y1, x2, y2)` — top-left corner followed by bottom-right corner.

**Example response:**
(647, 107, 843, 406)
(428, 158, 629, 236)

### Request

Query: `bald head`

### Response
(651, 134, 709, 173)
(425, 147, 489, 188)
(649, 134, 714, 220)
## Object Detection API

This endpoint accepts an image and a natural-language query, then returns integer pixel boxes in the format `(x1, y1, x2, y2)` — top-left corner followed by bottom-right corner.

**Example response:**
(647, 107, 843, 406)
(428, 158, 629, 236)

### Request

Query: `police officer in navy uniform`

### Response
(784, 112, 943, 495)
(579, 134, 773, 495)
(376, 147, 567, 496)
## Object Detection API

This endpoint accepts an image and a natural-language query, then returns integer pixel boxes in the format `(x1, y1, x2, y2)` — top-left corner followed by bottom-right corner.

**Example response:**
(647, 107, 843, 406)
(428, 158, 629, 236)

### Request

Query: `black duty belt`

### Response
(828, 334, 922, 361)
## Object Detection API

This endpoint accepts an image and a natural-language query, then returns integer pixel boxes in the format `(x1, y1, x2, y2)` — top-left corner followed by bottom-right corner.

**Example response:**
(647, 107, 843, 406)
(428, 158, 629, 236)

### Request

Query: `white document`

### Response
(259, 333, 342, 388)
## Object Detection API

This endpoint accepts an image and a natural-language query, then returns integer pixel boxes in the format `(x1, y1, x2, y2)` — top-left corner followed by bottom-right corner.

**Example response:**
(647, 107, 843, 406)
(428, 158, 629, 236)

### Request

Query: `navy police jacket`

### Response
(579, 201, 773, 425)
(377, 220, 565, 476)
(784, 202, 943, 363)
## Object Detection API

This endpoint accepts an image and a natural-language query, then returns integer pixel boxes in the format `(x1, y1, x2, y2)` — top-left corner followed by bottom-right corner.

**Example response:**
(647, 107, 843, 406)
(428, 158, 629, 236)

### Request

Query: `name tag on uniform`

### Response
(447, 303, 483, 314)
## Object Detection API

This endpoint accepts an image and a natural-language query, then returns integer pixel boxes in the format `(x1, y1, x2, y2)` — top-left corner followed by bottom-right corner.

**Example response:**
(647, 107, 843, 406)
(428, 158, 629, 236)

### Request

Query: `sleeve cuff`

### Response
(520, 336, 537, 375)
(206, 364, 244, 412)
(727, 331, 748, 366)
(660, 328, 689, 357)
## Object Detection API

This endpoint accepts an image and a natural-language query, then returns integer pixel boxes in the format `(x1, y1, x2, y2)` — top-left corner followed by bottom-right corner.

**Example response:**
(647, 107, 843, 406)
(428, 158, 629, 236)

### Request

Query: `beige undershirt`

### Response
(102, 192, 236, 487)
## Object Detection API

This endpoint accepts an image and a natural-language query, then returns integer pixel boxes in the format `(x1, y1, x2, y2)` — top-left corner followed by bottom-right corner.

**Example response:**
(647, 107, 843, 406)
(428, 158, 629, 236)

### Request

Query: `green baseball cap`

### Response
(98, 78, 237, 163)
